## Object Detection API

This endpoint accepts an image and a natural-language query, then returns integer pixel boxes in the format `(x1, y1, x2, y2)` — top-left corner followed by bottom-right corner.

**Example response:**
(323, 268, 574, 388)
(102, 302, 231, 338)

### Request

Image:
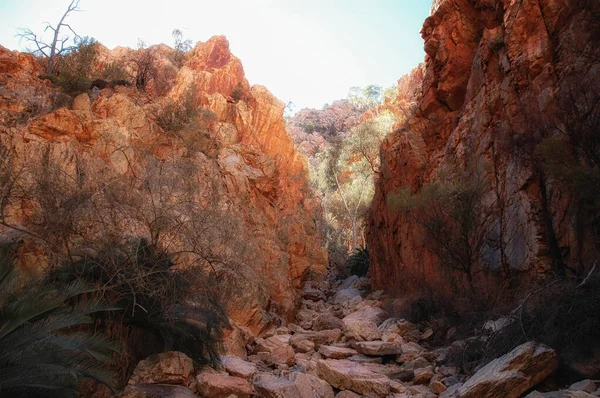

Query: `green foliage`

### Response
(55, 36, 98, 96)
(49, 238, 229, 377)
(388, 166, 491, 282)
(382, 86, 399, 104)
(342, 111, 394, 175)
(100, 62, 129, 82)
(345, 247, 370, 277)
(172, 29, 193, 67)
(0, 245, 118, 397)
(309, 112, 394, 251)
(348, 84, 383, 110)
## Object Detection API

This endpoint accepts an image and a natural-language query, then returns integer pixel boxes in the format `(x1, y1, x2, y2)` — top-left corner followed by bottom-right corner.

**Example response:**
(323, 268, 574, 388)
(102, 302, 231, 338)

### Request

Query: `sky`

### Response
(0, 0, 432, 110)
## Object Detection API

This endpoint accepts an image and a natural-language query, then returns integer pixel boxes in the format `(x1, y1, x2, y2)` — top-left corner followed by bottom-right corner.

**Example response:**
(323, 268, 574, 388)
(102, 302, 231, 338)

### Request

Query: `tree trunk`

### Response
(351, 217, 357, 251)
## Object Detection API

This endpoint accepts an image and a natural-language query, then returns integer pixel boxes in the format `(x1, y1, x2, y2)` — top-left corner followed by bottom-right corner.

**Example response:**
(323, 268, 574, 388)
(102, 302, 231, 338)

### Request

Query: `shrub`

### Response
(49, 238, 229, 385)
(51, 92, 74, 110)
(345, 247, 369, 277)
(0, 245, 117, 397)
(55, 36, 98, 96)
(100, 62, 129, 82)
(447, 275, 600, 377)
(230, 83, 246, 102)
(132, 41, 156, 92)
(388, 168, 491, 285)
(155, 88, 199, 133)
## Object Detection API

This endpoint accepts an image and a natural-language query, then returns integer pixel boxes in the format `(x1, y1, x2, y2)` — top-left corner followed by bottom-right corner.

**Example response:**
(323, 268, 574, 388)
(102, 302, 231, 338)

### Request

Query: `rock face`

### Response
(368, 0, 600, 293)
(0, 36, 327, 336)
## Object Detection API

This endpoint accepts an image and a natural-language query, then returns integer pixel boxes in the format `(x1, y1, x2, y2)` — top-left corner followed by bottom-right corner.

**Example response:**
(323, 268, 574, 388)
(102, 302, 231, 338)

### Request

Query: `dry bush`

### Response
(446, 275, 600, 378)
(152, 63, 178, 97)
(132, 43, 157, 92)
(0, 143, 251, 386)
(154, 88, 199, 134)
(230, 83, 247, 102)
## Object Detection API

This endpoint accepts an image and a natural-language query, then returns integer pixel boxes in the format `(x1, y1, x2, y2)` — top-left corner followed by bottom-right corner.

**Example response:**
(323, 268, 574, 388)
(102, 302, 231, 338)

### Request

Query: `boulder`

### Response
(413, 366, 434, 385)
(255, 336, 295, 366)
(457, 342, 558, 398)
(128, 352, 194, 386)
(303, 286, 327, 302)
(313, 314, 345, 331)
(289, 329, 342, 349)
(404, 356, 431, 370)
(195, 372, 253, 398)
(292, 339, 316, 353)
(362, 362, 404, 378)
(431, 379, 448, 394)
(409, 384, 438, 397)
(220, 355, 257, 379)
(333, 288, 361, 304)
(335, 391, 362, 398)
(525, 391, 597, 398)
(397, 342, 425, 362)
(338, 275, 360, 290)
(354, 341, 403, 356)
(569, 380, 597, 393)
(319, 345, 359, 359)
(121, 384, 197, 398)
(347, 354, 383, 364)
(222, 326, 251, 359)
(296, 308, 318, 323)
(316, 359, 391, 396)
(342, 306, 387, 341)
(253, 372, 335, 398)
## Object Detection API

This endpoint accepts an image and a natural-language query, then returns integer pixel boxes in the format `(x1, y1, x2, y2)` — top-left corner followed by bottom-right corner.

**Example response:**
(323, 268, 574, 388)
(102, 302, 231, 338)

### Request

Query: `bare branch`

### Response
(17, 0, 83, 74)
(578, 261, 598, 288)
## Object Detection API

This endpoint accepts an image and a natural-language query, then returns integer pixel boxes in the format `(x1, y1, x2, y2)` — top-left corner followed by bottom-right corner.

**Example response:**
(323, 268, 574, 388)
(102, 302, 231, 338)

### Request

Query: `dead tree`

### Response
(17, 0, 82, 75)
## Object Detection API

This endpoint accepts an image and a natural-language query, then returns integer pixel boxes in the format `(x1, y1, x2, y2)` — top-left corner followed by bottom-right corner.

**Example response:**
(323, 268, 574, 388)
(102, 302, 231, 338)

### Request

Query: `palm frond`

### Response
(0, 245, 118, 397)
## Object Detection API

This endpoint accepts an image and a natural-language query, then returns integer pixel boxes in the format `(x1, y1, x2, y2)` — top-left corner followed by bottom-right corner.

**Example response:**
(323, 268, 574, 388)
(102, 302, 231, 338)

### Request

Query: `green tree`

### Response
(310, 112, 394, 251)
(348, 85, 383, 111)
(172, 29, 193, 67)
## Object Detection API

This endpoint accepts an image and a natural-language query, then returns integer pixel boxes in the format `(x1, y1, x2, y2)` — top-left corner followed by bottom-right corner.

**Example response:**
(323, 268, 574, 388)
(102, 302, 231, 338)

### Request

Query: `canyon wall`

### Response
(368, 0, 600, 293)
(0, 36, 326, 339)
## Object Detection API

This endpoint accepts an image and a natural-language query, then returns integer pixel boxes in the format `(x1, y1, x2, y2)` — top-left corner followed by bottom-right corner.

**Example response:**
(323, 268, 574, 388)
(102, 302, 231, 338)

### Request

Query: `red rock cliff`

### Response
(367, 0, 600, 293)
(0, 36, 327, 342)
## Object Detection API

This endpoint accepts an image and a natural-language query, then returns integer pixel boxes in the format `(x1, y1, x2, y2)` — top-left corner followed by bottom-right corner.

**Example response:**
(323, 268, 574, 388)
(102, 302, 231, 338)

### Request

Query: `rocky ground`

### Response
(120, 275, 600, 398)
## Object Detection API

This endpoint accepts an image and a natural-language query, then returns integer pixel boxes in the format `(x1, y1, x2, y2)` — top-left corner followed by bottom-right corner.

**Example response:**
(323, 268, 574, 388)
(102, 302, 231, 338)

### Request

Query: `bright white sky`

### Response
(0, 0, 431, 110)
